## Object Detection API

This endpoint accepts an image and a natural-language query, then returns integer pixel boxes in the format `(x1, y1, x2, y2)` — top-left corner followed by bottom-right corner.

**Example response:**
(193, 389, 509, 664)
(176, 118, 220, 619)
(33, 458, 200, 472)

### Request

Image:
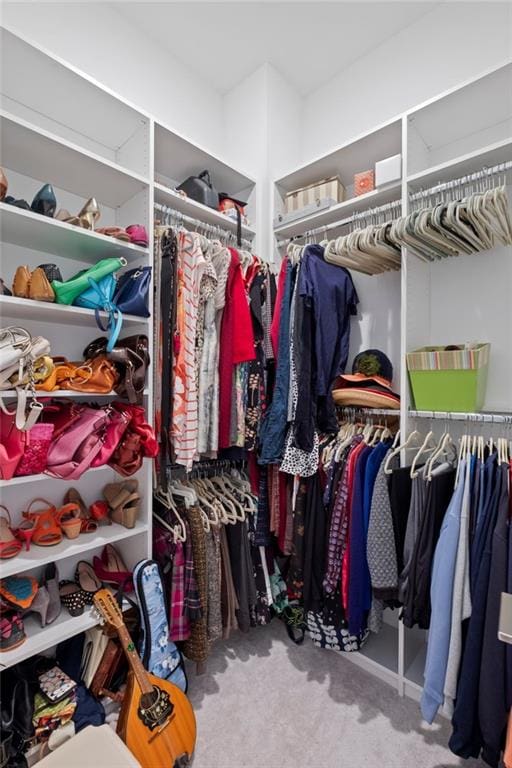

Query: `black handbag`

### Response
(177, 170, 219, 209)
(37, 264, 62, 283)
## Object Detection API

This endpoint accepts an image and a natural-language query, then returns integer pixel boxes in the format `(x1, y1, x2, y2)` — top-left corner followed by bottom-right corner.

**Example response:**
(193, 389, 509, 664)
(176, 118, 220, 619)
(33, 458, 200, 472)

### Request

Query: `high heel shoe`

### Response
(55, 209, 82, 227)
(31, 184, 57, 217)
(63, 489, 97, 533)
(0, 506, 22, 560)
(0, 168, 7, 201)
(42, 564, 61, 625)
(103, 480, 140, 529)
(93, 544, 133, 592)
(15, 519, 36, 552)
(29, 585, 50, 628)
(77, 197, 100, 230)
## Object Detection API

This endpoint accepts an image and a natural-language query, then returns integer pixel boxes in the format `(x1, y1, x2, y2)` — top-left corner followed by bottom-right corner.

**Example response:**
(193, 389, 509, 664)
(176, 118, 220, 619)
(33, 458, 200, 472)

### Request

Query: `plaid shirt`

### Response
(323, 437, 363, 595)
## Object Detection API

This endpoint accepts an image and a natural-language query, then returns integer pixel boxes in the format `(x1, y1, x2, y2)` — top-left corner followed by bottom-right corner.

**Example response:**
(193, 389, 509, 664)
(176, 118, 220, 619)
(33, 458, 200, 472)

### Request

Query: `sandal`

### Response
(57, 504, 81, 540)
(59, 581, 87, 617)
(21, 499, 62, 547)
(75, 561, 102, 604)
(93, 544, 133, 592)
(0, 610, 26, 652)
(0, 506, 22, 560)
(15, 518, 37, 552)
(89, 501, 111, 526)
(63, 489, 97, 533)
(103, 480, 140, 529)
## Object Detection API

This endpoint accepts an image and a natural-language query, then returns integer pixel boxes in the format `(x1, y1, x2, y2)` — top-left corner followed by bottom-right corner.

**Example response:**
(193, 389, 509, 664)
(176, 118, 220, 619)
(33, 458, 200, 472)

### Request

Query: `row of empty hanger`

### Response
(285, 163, 512, 276)
(154, 468, 257, 542)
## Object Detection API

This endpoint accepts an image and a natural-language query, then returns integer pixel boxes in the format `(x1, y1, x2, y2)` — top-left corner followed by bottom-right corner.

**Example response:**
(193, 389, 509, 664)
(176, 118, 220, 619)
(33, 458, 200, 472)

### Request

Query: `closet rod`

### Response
(409, 409, 512, 424)
(154, 202, 254, 248)
(409, 159, 512, 202)
(336, 406, 400, 418)
(276, 198, 402, 248)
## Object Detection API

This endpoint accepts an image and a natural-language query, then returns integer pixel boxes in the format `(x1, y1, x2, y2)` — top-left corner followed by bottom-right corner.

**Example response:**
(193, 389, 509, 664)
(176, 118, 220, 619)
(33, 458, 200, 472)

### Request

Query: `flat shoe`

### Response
(59, 581, 86, 617)
(4, 196, 30, 210)
(75, 561, 102, 604)
(96, 226, 131, 242)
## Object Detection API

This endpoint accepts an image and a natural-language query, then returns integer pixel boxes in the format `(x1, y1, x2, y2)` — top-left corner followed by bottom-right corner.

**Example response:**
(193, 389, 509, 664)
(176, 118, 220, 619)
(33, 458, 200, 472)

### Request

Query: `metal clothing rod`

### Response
(336, 406, 400, 418)
(409, 409, 512, 425)
(276, 198, 402, 247)
(154, 202, 253, 248)
(409, 160, 512, 203)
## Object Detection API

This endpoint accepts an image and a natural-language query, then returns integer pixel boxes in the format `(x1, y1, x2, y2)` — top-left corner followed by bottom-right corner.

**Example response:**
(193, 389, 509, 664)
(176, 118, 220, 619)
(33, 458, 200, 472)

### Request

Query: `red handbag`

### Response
(112, 402, 158, 457)
(91, 406, 130, 467)
(108, 402, 158, 476)
(0, 411, 27, 480)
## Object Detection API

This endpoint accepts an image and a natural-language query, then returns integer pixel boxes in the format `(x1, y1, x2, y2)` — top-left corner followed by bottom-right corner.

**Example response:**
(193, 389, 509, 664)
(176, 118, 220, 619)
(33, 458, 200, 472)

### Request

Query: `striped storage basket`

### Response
(406, 343, 490, 412)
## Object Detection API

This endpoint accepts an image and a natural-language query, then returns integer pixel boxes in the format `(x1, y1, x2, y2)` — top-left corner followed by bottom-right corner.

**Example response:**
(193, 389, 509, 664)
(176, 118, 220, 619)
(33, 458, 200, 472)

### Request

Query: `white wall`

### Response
(223, 63, 301, 259)
(0, 1, 225, 156)
(301, 2, 512, 161)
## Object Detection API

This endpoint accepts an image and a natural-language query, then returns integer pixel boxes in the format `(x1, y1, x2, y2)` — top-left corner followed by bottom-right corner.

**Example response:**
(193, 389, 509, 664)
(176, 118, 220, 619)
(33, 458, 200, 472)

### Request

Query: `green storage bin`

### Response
(406, 343, 490, 412)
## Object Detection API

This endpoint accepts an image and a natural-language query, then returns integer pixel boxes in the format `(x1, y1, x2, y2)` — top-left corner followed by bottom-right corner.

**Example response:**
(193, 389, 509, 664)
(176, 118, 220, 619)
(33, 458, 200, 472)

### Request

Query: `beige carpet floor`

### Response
(186, 620, 485, 768)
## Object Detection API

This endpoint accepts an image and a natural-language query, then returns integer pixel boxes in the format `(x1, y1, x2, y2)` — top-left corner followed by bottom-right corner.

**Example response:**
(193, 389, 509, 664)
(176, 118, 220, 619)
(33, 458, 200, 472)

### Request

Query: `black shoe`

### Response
(3, 196, 30, 210)
(31, 184, 56, 217)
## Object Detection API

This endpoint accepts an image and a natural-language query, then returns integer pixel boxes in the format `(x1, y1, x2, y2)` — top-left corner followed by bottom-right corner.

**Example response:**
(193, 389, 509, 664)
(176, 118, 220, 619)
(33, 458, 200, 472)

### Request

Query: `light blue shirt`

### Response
(420, 459, 467, 723)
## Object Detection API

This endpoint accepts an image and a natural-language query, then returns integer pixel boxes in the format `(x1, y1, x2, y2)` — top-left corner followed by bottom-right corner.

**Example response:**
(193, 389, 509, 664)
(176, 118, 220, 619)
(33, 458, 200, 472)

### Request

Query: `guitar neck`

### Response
(117, 623, 153, 695)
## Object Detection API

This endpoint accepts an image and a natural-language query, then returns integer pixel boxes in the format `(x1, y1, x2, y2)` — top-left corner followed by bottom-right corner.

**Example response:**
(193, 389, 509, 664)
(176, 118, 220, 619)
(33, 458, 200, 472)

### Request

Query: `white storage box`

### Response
(284, 176, 344, 214)
(375, 154, 402, 187)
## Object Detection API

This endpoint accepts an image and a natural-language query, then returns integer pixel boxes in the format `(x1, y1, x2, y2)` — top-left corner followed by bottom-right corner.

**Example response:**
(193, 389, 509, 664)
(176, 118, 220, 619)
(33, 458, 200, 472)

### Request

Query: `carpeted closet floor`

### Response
(186, 620, 485, 768)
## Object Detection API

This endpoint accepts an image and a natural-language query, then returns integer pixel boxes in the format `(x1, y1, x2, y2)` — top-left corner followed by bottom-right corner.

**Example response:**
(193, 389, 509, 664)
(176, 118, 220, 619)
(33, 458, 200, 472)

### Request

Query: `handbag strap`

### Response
(0, 388, 43, 430)
(94, 305, 123, 352)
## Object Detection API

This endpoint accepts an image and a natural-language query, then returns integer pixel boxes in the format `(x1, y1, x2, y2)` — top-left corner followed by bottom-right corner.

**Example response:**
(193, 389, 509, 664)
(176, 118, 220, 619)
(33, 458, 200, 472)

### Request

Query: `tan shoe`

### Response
(12, 265, 31, 298)
(0, 168, 7, 201)
(29, 267, 55, 302)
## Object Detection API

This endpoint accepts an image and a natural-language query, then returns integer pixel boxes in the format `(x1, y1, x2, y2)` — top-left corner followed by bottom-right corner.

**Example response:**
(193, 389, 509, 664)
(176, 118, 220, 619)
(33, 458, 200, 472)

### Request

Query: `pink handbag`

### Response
(14, 422, 55, 476)
(0, 411, 27, 480)
(45, 405, 111, 479)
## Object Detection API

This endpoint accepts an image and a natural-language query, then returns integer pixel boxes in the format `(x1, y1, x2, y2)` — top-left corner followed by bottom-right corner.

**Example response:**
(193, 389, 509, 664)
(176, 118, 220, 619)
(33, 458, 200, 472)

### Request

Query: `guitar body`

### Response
(118, 670, 196, 768)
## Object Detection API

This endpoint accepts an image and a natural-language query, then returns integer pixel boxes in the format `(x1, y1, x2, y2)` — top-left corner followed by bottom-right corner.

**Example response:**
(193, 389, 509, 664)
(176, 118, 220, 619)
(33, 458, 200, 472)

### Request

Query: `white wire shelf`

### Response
(408, 409, 512, 424)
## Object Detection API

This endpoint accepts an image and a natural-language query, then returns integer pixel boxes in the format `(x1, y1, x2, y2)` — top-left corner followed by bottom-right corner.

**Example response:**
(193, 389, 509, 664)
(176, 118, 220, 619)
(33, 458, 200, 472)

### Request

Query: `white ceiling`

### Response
(111, 2, 437, 95)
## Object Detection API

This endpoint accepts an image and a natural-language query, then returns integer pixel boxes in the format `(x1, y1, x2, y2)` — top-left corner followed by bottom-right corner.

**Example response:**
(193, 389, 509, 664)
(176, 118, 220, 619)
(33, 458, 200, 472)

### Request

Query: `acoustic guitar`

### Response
(93, 588, 197, 768)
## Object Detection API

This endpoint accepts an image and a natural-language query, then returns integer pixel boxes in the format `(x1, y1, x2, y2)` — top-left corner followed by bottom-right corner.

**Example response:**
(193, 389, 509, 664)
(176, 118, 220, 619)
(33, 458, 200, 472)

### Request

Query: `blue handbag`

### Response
(133, 559, 187, 692)
(73, 274, 123, 352)
(113, 266, 151, 318)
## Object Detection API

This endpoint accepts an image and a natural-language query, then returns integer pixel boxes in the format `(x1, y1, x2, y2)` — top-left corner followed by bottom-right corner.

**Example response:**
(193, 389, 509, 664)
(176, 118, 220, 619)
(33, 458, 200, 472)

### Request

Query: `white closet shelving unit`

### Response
(0, 25, 256, 672)
(1, 20, 510, 721)
(273, 59, 512, 705)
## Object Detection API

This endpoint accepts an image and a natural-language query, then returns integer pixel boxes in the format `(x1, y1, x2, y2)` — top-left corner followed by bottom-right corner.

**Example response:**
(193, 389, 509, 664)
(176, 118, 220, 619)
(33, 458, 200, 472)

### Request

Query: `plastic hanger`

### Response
(383, 429, 421, 474)
(410, 430, 437, 478)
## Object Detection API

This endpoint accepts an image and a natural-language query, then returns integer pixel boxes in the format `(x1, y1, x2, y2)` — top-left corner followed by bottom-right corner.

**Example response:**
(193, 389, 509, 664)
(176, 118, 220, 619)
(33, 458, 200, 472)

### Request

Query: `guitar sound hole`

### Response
(140, 689, 159, 710)
(138, 685, 174, 730)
